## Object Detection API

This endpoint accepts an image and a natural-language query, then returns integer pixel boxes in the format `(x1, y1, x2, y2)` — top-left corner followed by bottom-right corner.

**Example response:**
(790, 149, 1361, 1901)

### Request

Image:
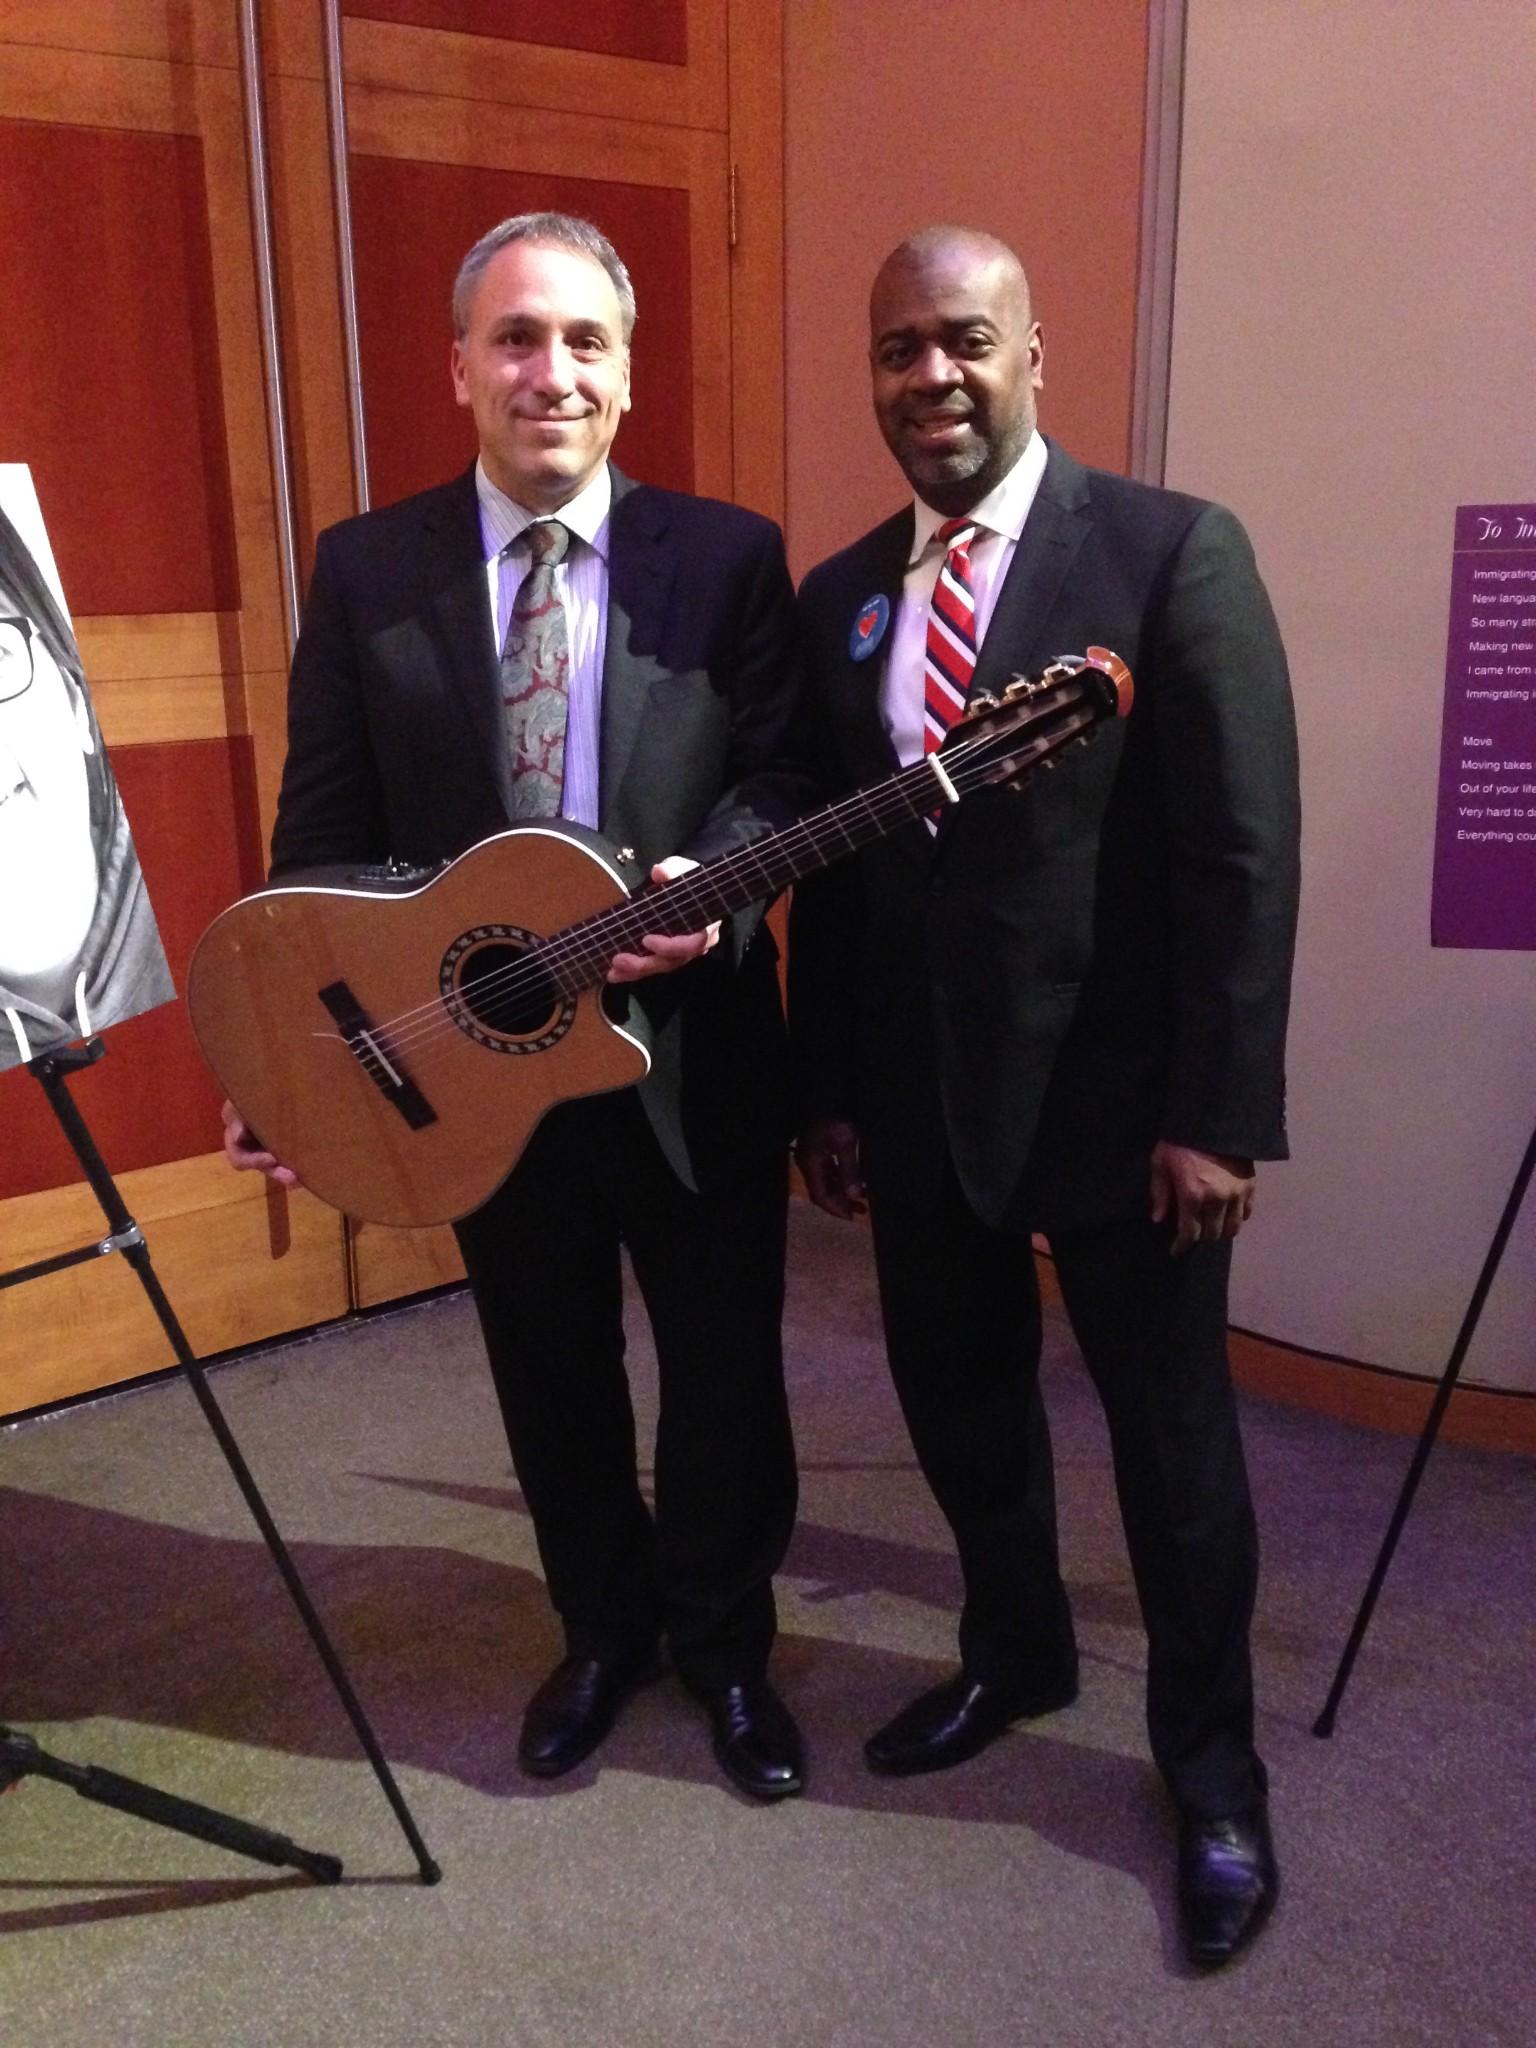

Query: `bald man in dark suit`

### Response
(791, 226, 1300, 1962)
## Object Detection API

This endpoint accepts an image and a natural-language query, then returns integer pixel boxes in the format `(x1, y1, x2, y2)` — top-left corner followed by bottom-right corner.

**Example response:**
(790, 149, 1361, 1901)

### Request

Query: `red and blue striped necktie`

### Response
(924, 517, 979, 753)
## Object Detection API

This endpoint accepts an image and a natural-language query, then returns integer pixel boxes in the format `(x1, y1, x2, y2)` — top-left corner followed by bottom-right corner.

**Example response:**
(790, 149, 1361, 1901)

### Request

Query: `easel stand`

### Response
(1314, 1114, 1536, 1737)
(1, 1040, 440, 1884)
(0, 1723, 340, 1883)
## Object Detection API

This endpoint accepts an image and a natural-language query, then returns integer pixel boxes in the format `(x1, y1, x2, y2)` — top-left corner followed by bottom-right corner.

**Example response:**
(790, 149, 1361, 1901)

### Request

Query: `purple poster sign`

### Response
(1431, 503, 1536, 949)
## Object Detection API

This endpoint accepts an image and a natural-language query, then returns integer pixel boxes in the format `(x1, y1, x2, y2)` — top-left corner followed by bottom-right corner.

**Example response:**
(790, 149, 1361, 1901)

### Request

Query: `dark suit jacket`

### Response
(789, 441, 1301, 1232)
(270, 464, 809, 1191)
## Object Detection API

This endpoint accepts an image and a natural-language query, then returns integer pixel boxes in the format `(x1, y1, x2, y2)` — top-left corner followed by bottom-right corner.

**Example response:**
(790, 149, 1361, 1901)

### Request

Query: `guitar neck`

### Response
(539, 752, 945, 997)
(533, 653, 1125, 997)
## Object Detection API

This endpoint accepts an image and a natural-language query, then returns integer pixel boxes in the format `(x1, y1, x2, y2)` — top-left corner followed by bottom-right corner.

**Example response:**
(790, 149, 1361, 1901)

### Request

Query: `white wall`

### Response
(1167, 0, 1536, 1388)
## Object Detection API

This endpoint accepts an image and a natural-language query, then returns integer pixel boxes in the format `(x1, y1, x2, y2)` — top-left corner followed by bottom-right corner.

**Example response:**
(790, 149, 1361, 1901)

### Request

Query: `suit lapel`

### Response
(970, 440, 1093, 699)
(599, 468, 677, 821)
(813, 510, 930, 871)
(421, 469, 511, 813)
(830, 510, 913, 787)
(929, 443, 1092, 857)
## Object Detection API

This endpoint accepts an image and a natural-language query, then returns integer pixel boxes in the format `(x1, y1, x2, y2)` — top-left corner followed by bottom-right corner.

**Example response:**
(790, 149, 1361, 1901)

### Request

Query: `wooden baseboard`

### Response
(1223, 1323, 1536, 1455)
(1030, 1250, 1536, 1457)
(789, 1194, 1534, 1456)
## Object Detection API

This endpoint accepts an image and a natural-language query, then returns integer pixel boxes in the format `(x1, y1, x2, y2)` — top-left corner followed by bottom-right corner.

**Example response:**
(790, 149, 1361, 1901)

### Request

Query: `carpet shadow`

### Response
(0, 1484, 557, 1799)
(0, 1871, 312, 1936)
(1, 1488, 1127, 1806)
(576, 1637, 1193, 1972)
(360, 1470, 1152, 1636)
(0, 1473, 1319, 1951)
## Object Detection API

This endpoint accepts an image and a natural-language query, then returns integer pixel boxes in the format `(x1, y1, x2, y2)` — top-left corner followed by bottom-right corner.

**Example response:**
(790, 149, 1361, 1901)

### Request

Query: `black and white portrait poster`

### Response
(0, 465, 172, 1073)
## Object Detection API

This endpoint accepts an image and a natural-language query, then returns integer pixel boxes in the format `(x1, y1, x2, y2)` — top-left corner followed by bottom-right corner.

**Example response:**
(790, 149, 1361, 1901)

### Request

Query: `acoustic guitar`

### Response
(188, 649, 1131, 1228)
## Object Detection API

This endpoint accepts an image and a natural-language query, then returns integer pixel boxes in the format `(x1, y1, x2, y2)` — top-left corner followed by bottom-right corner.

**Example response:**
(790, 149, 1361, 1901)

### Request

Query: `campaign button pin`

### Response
(849, 592, 890, 661)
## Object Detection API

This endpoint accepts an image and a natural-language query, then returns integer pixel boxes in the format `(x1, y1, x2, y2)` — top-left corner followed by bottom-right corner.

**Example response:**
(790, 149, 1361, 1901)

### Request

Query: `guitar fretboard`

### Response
(535, 669, 1110, 995)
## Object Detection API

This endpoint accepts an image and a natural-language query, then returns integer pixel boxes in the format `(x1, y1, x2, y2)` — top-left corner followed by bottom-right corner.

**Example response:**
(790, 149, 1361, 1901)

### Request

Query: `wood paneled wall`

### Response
(0, 0, 783, 1408)
(0, 2, 351, 1410)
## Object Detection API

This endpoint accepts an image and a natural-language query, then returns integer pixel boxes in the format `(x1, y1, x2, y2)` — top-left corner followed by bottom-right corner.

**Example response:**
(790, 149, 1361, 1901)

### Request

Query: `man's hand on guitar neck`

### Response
(606, 855, 722, 984)
(221, 1098, 301, 1188)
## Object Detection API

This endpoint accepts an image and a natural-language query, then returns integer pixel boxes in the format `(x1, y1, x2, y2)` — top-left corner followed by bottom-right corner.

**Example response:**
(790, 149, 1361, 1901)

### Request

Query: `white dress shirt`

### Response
(474, 459, 611, 829)
(881, 429, 1049, 767)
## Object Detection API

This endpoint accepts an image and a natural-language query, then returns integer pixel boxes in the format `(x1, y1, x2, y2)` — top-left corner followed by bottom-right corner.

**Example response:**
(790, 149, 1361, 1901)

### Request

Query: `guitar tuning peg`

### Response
(1002, 676, 1030, 702)
(967, 690, 1000, 716)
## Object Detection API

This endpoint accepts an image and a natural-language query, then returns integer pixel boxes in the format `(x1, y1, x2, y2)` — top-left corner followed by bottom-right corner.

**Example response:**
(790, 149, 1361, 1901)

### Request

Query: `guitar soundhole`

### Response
(440, 925, 575, 1055)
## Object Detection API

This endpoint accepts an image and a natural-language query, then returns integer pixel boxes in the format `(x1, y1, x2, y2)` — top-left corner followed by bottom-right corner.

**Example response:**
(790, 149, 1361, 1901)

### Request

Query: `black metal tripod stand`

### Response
(0, 1725, 341, 1882)
(1314, 1114, 1536, 1736)
(2, 1039, 440, 1884)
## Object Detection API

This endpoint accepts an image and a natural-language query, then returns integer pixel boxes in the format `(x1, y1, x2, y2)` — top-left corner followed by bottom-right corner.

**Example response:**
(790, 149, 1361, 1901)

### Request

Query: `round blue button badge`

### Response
(849, 593, 890, 662)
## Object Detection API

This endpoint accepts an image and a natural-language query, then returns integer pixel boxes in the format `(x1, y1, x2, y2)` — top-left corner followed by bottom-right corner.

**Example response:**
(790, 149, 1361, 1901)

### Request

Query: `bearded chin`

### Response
(903, 437, 985, 490)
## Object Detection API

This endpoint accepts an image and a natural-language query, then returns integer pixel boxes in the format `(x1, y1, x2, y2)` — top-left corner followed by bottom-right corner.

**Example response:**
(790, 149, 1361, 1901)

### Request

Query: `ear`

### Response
(619, 346, 632, 416)
(450, 338, 471, 410)
(1028, 320, 1045, 391)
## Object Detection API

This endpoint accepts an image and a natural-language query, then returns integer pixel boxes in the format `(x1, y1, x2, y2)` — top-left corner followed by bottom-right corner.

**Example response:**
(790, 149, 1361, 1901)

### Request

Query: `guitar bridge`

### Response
(318, 981, 438, 1131)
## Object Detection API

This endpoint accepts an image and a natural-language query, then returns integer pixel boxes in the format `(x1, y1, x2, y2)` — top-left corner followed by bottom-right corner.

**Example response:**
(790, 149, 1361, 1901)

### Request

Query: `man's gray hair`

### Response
(451, 212, 636, 342)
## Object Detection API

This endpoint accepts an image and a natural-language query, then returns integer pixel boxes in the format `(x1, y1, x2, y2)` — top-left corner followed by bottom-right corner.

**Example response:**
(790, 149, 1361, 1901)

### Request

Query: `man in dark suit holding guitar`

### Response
(790, 227, 1300, 1959)
(224, 213, 810, 1799)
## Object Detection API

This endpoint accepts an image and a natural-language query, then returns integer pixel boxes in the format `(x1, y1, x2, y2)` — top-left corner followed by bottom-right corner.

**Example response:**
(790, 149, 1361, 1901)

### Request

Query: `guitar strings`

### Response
(338, 769, 934, 1066)
(338, 696, 1097, 1073)
(335, 687, 1100, 1072)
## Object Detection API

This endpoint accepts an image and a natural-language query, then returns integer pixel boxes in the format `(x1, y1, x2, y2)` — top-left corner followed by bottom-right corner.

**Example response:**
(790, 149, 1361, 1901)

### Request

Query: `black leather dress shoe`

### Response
(1178, 1803, 1279, 1967)
(864, 1667, 1079, 1776)
(697, 1679, 804, 1801)
(518, 1652, 651, 1778)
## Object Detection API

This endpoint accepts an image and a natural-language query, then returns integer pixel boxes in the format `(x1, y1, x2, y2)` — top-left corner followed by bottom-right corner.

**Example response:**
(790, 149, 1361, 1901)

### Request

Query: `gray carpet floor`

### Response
(0, 1202, 1531, 2048)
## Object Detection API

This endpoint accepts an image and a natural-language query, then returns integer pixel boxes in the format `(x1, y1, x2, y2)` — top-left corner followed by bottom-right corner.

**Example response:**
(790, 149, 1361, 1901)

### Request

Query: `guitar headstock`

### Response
(939, 648, 1133, 797)
(965, 647, 1132, 721)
